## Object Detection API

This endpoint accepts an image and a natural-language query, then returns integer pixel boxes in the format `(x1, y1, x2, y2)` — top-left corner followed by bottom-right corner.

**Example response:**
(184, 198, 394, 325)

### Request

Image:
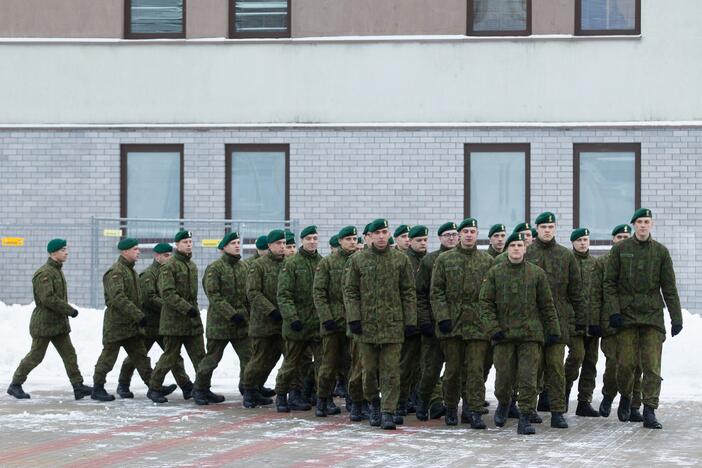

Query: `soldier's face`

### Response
(224, 238, 241, 256)
(340, 235, 357, 252)
(507, 241, 526, 262)
(634, 218, 653, 239)
(572, 236, 590, 253)
(371, 228, 389, 249)
(154, 252, 171, 264)
(51, 247, 69, 263)
(269, 239, 286, 255)
(537, 223, 556, 242)
(122, 246, 140, 262)
(459, 227, 478, 248)
(302, 234, 319, 253)
(410, 236, 428, 253)
(490, 232, 506, 251)
(285, 244, 297, 257)
(395, 233, 410, 251)
(521, 230, 533, 247)
(612, 233, 630, 244)
(439, 230, 459, 248)
(177, 238, 193, 254)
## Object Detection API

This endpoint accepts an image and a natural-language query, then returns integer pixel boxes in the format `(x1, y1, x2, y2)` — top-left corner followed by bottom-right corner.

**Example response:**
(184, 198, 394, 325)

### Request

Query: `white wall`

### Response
(0, 0, 700, 125)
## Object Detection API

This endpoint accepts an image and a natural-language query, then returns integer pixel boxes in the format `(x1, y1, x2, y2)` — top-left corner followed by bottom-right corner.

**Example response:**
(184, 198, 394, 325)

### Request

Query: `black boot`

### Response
(396, 401, 408, 416)
(629, 407, 644, 422)
(288, 389, 311, 411)
(369, 398, 382, 427)
(316, 397, 328, 417)
(116, 383, 134, 399)
(242, 388, 258, 408)
(444, 407, 458, 426)
(550, 412, 568, 429)
(599, 395, 613, 417)
(163, 384, 177, 396)
(253, 389, 273, 406)
(576, 401, 601, 417)
(303, 379, 317, 406)
(91, 384, 115, 402)
(415, 399, 429, 421)
(7, 383, 30, 399)
(181, 381, 194, 400)
(508, 400, 521, 419)
(494, 402, 509, 427)
(276, 394, 291, 413)
(407, 389, 418, 413)
(147, 388, 168, 403)
(206, 389, 225, 404)
(361, 400, 370, 420)
(518, 412, 536, 435)
(429, 402, 447, 419)
(350, 401, 364, 422)
(643, 405, 662, 429)
(326, 398, 341, 415)
(530, 411, 543, 424)
(381, 412, 396, 430)
(393, 412, 404, 425)
(617, 396, 631, 422)
(192, 388, 209, 406)
(259, 386, 276, 398)
(461, 406, 470, 424)
(73, 383, 92, 400)
(470, 411, 487, 429)
(537, 390, 550, 412)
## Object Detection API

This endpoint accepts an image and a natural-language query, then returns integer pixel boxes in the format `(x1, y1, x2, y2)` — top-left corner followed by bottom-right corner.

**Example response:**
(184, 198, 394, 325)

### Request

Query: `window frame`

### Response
(124, 0, 187, 39)
(229, 0, 292, 39)
(466, 0, 532, 36)
(575, 0, 641, 36)
(573, 143, 641, 245)
(464, 143, 531, 243)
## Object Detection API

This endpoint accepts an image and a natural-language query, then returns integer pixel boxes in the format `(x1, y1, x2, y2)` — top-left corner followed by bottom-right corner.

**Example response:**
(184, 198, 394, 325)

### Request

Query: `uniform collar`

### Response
(47, 258, 63, 269)
(118, 255, 136, 268)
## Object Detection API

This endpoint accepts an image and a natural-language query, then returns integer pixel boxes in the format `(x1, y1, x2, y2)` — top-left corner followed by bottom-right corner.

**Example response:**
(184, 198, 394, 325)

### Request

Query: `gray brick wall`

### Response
(1, 127, 700, 314)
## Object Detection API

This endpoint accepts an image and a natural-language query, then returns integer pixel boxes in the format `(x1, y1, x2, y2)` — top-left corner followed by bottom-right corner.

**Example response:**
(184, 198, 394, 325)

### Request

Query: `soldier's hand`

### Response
(348, 320, 362, 335)
(404, 325, 417, 337)
(138, 316, 147, 327)
(575, 323, 586, 333)
(269, 309, 283, 322)
(290, 320, 304, 332)
(187, 307, 199, 318)
(588, 325, 602, 337)
(671, 323, 683, 337)
(419, 322, 434, 338)
(491, 330, 506, 342)
(545, 334, 560, 346)
(70, 308, 79, 318)
(609, 314, 624, 329)
(231, 314, 246, 325)
(438, 319, 453, 334)
(323, 320, 338, 332)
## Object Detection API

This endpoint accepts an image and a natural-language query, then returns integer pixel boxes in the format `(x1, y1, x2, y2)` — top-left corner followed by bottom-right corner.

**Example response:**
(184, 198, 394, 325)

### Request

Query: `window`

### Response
(464, 144, 530, 240)
(125, 0, 186, 39)
(574, 144, 640, 241)
(576, 0, 640, 35)
(230, 0, 291, 38)
(467, 0, 531, 36)
(120, 145, 184, 238)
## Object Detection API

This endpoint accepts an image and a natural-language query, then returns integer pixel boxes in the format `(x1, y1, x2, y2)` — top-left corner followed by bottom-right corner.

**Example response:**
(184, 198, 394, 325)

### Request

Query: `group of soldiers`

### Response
(7, 207, 683, 435)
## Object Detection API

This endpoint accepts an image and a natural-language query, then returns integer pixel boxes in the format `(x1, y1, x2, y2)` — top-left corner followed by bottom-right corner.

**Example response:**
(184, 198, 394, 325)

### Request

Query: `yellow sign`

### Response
(103, 229, 123, 237)
(2, 237, 24, 247)
(201, 239, 220, 248)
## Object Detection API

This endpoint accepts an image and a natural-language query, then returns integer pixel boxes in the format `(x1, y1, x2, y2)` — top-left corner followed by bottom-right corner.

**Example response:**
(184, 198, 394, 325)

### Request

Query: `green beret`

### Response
(285, 230, 295, 245)
(512, 222, 531, 233)
(267, 229, 285, 244)
(570, 228, 590, 242)
(388, 236, 395, 245)
(535, 212, 556, 225)
(221, 231, 239, 248)
(153, 243, 172, 254)
(488, 224, 506, 238)
(174, 230, 192, 242)
(118, 237, 138, 251)
(505, 232, 526, 248)
(329, 235, 340, 248)
(458, 218, 478, 231)
(530, 228, 537, 238)
(362, 224, 371, 235)
(437, 222, 457, 236)
(630, 208, 652, 223)
(393, 224, 410, 238)
(611, 224, 632, 236)
(300, 225, 317, 239)
(357, 236, 364, 245)
(409, 225, 429, 239)
(255, 235, 269, 250)
(47, 238, 67, 253)
(368, 218, 389, 233)
(338, 225, 357, 239)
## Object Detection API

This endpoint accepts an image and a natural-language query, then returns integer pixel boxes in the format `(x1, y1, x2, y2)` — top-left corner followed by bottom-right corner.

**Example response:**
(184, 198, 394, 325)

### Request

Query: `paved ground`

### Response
(1, 386, 701, 467)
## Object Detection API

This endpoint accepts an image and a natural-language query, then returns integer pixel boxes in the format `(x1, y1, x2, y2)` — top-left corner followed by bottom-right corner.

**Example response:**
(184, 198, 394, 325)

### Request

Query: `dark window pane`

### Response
(472, 0, 527, 32)
(581, 0, 636, 31)
(235, 0, 288, 33)
(131, 0, 184, 34)
(231, 150, 286, 220)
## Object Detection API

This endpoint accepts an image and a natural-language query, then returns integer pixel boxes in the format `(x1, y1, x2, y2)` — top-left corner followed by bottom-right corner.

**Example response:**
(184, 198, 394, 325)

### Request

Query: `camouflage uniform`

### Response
(486, 245, 502, 258)
(398, 247, 425, 408)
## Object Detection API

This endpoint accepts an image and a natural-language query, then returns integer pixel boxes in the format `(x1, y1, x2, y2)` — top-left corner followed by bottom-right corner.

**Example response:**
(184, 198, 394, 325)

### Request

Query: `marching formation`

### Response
(6, 208, 683, 435)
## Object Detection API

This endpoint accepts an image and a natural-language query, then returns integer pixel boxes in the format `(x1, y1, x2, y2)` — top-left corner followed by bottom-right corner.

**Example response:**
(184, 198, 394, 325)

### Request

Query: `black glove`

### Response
(419, 322, 434, 338)
(609, 314, 624, 329)
(187, 307, 199, 318)
(575, 323, 586, 333)
(671, 323, 683, 337)
(290, 320, 303, 332)
(269, 309, 283, 322)
(588, 325, 602, 337)
(404, 325, 418, 337)
(349, 320, 362, 335)
(231, 314, 245, 325)
(138, 316, 147, 327)
(438, 319, 453, 334)
(545, 334, 560, 346)
(323, 320, 338, 332)
(70, 308, 79, 318)
(491, 330, 506, 342)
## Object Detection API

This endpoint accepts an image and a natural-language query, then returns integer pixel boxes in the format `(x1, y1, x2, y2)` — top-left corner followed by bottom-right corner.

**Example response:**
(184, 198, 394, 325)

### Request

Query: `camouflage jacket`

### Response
(278, 248, 323, 341)
(404, 247, 426, 336)
(431, 245, 494, 340)
(203, 253, 249, 340)
(29, 258, 75, 338)
(479, 259, 560, 343)
(158, 251, 202, 336)
(415, 245, 453, 327)
(525, 237, 586, 344)
(102, 256, 145, 344)
(573, 249, 602, 337)
(594, 252, 617, 337)
(313, 248, 354, 337)
(139, 260, 164, 337)
(246, 251, 285, 338)
(603, 235, 682, 334)
(487, 245, 503, 258)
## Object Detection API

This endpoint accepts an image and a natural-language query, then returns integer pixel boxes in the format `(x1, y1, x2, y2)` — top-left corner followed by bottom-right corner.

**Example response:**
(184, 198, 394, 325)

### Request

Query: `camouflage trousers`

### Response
(493, 341, 541, 414)
(483, 343, 494, 382)
(13, 334, 83, 386)
(543, 343, 566, 413)
(150, 335, 205, 391)
(417, 335, 447, 407)
(94, 336, 152, 386)
(119, 335, 190, 387)
(194, 337, 252, 390)
(317, 331, 350, 398)
(359, 342, 402, 413)
(601, 335, 642, 407)
(242, 335, 284, 390)
(275, 339, 321, 395)
(440, 337, 488, 411)
(617, 326, 664, 409)
(348, 337, 365, 402)
(398, 333, 422, 407)
(564, 335, 599, 403)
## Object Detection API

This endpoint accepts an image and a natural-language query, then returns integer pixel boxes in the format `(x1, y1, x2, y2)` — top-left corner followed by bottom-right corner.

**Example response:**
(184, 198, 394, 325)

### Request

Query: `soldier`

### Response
(254, 235, 269, 259)
(480, 232, 560, 435)
(344, 218, 417, 430)
(415, 221, 458, 421)
(329, 234, 340, 254)
(284, 230, 297, 257)
(117, 243, 186, 400)
(241, 229, 287, 408)
(192, 231, 253, 405)
(147, 230, 204, 403)
(487, 224, 507, 258)
(393, 225, 411, 252)
(7, 239, 92, 400)
(563, 228, 602, 417)
(493, 223, 533, 266)
(313, 226, 357, 417)
(355, 235, 365, 252)
(525, 212, 586, 429)
(430, 218, 494, 427)
(604, 208, 682, 429)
